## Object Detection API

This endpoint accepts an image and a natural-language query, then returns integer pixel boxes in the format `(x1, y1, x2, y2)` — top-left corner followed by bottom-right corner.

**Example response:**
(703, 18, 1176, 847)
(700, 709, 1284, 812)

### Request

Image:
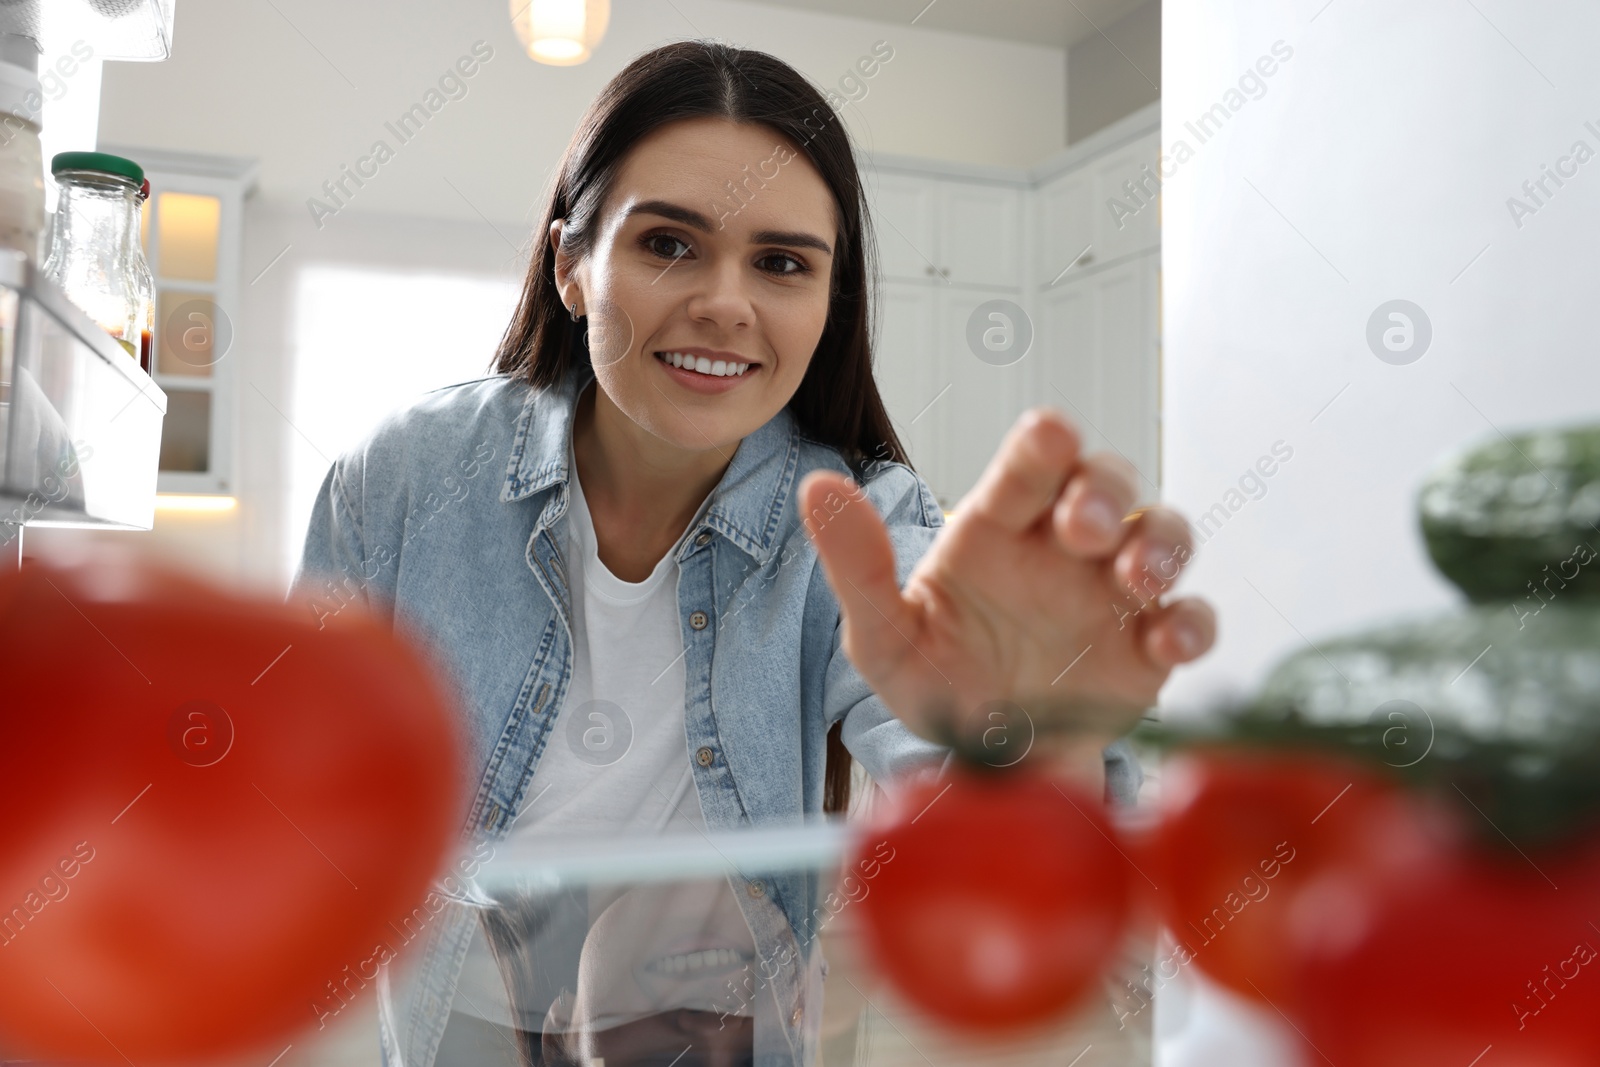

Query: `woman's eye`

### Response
(757, 252, 808, 275)
(643, 233, 691, 260)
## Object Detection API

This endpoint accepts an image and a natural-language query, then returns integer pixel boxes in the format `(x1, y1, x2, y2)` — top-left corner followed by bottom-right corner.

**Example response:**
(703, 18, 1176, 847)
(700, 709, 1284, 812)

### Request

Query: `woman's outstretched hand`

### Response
(799, 407, 1216, 770)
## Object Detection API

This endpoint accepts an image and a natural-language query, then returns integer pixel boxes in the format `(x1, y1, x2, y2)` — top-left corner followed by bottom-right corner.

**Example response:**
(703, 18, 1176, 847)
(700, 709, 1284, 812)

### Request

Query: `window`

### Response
(284, 265, 520, 577)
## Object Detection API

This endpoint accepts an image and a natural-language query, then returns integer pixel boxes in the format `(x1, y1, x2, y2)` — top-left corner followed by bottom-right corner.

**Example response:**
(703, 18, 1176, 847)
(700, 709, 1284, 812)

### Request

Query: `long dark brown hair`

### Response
(493, 40, 913, 816)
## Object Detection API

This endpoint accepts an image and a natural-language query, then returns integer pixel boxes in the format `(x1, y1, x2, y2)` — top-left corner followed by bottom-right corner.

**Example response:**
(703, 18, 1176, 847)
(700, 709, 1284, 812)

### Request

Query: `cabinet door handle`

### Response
(925, 264, 937, 276)
(938, 266, 951, 278)
(1079, 251, 1095, 265)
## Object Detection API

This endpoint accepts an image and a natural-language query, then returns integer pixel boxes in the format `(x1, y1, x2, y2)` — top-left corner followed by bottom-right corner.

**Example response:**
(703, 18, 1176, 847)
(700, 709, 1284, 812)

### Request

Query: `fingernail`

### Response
(1173, 624, 1201, 658)
(1080, 496, 1119, 537)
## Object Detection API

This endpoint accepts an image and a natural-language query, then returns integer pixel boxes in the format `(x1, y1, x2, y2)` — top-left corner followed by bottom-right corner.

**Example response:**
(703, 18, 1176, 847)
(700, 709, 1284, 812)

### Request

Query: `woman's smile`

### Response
(653, 347, 761, 394)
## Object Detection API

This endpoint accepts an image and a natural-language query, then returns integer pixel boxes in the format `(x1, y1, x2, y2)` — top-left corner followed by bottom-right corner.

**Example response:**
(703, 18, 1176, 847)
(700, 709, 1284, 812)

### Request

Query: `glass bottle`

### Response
(41, 151, 151, 371)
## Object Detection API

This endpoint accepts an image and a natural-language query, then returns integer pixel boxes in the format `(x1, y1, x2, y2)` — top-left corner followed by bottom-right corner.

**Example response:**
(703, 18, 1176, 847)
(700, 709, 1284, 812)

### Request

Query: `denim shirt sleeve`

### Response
(819, 461, 1144, 808)
(291, 457, 373, 618)
(289, 446, 402, 631)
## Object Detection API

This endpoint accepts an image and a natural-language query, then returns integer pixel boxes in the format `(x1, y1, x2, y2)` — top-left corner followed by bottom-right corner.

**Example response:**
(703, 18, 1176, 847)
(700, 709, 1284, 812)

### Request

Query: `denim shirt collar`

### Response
(498, 362, 803, 567)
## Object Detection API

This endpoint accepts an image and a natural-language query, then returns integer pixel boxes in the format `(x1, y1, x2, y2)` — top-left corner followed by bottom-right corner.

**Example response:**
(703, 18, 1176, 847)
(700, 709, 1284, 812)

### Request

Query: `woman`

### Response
(292, 39, 1214, 1067)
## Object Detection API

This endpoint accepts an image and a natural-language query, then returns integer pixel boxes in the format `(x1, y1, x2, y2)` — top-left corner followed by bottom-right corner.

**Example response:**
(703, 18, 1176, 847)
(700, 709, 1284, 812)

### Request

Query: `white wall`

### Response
(96, 0, 1068, 224)
(1158, 1, 1600, 1062)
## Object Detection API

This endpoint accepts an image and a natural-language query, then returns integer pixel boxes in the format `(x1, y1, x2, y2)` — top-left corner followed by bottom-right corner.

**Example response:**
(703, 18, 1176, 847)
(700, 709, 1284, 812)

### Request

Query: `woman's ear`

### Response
(550, 219, 582, 317)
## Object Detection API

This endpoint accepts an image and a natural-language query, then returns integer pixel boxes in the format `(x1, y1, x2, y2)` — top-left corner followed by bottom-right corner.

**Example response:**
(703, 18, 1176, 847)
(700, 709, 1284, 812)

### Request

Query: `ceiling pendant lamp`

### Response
(511, 0, 610, 66)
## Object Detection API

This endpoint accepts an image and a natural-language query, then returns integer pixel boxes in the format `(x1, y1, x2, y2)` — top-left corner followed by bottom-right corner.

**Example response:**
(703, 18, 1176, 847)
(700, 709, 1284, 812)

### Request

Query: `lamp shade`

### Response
(511, 0, 610, 66)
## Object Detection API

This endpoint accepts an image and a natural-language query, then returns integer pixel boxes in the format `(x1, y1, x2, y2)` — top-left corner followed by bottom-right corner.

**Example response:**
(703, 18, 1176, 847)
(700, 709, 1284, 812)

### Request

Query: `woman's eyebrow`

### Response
(627, 199, 833, 255)
(628, 199, 714, 232)
(751, 228, 832, 255)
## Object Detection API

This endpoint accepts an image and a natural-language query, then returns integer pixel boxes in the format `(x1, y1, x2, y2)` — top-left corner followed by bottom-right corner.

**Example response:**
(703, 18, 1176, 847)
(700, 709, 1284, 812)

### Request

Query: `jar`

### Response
(0, 34, 45, 262)
(41, 150, 152, 372)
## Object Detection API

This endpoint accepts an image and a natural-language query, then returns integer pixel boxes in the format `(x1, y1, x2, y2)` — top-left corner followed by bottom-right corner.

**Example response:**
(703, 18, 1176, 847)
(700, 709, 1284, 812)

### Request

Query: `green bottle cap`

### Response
(51, 151, 144, 187)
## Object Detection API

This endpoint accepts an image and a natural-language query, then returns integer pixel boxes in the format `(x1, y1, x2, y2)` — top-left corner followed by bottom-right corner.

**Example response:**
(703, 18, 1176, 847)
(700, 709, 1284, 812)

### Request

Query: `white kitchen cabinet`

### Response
(1035, 129, 1159, 281)
(867, 169, 1028, 508)
(1035, 166, 1095, 285)
(864, 110, 1160, 511)
(99, 143, 256, 498)
(934, 285, 1036, 505)
(1086, 132, 1160, 264)
(869, 171, 939, 283)
(1036, 251, 1161, 505)
(938, 183, 1023, 289)
(873, 281, 1037, 510)
(866, 170, 1025, 289)
(871, 281, 939, 478)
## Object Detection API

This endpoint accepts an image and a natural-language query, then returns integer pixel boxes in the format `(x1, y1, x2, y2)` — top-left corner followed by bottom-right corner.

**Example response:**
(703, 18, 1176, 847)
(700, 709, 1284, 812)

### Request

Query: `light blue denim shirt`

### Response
(290, 361, 1142, 1067)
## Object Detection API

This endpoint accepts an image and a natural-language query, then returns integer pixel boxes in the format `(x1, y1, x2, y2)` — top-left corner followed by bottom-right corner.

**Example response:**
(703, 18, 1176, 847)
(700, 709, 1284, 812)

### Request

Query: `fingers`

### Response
(1104, 505, 1206, 667)
(1139, 595, 1217, 666)
(963, 408, 1084, 535)
(797, 469, 918, 666)
(1050, 451, 1143, 556)
(1110, 506, 1196, 598)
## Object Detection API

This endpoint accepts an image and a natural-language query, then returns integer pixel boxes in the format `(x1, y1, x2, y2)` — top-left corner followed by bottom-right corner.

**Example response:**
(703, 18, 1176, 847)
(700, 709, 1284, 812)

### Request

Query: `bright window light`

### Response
(156, 494, 237, 512)
(285, 265, 520, 578)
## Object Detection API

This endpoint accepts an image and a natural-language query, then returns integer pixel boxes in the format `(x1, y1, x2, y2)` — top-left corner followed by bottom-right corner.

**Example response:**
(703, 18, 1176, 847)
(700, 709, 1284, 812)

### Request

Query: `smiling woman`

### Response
(292, 36, 1213, 1067)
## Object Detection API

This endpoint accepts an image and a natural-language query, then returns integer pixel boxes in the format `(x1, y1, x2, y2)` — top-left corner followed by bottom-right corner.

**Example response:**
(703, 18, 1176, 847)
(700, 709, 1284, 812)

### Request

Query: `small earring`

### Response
(569, 301, 579, 321)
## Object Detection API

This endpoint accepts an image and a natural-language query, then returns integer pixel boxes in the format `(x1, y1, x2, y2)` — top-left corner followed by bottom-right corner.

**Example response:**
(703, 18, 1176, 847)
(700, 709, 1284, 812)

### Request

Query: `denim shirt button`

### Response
(790, 1005, 803, 1027)
(689, 610, 709, 630)
(746, 878, 766, 898)
(695, 745, 715, 767)
(694, 530, 712, 546)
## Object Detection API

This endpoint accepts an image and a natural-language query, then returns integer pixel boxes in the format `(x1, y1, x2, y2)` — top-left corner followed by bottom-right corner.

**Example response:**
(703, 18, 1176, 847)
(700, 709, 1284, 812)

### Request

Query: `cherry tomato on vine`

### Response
(849, 767, 1135, 1033)
(0, 554, 471, 1062)
(1289, 818, 1600, 1066)
(1145, 747, 1418, 1007)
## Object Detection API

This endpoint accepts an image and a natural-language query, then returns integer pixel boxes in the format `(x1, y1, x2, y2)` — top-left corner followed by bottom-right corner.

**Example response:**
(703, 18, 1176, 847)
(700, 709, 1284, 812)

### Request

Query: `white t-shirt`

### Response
(447, 440, 714, 1030)
(514, 441, 712, 838)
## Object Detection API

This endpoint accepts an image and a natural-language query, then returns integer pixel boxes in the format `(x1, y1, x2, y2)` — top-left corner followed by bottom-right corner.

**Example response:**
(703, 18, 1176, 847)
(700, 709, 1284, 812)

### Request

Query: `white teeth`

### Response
(652, 947, 743, 974)
(657, 351, 752, 378)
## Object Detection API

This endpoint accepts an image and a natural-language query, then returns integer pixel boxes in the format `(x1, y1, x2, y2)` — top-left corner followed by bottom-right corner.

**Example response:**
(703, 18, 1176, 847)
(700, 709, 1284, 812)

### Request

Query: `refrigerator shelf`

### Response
(0, 247, 166, 535)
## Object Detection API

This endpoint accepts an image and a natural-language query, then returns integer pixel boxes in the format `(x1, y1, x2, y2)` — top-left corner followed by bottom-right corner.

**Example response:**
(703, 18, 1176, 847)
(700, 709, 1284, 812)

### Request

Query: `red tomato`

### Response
(1290, 818, 1600, 1066)
(1146, 747, 1419, 1007)
(0, 554, 472, 1063)
(848, 767, 1134, 1033)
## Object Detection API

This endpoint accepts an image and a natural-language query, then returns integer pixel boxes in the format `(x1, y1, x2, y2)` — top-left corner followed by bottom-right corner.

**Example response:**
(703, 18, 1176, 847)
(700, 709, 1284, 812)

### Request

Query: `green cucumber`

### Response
(1135, 604, 1600, 849)
(1418, 422, 1600, 603)
(1131, 422, 1600, 849)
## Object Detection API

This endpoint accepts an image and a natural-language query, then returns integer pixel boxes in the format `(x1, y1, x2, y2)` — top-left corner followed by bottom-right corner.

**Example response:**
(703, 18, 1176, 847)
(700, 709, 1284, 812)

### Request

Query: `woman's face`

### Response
(554, 116, 837, 452)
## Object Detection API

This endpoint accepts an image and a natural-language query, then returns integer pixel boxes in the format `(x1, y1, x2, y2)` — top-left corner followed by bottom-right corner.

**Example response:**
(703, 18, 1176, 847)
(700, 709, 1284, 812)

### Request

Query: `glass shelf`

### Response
(446, 820, 1154, 1066)
(0, 248, 167, 537)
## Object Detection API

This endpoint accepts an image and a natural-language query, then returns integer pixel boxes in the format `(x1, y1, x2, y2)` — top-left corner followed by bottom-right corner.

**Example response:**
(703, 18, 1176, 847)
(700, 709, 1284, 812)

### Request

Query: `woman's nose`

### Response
(685, 258, 754, 330)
